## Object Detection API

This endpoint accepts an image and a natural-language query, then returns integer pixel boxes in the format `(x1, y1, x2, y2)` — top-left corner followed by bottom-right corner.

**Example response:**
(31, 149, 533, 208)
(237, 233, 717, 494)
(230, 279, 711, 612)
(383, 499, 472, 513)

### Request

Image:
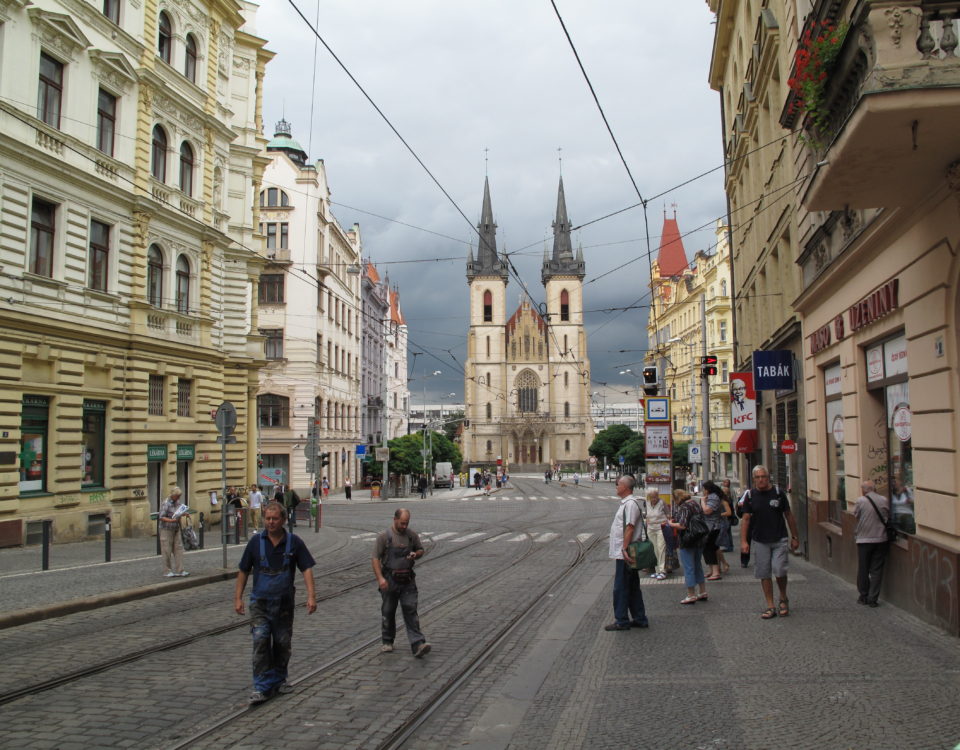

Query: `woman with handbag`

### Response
(715, 491, 735, 575)
(667, 490, 708, 605)
(701, 480, 725, 581)
(643, 487, 669, 580)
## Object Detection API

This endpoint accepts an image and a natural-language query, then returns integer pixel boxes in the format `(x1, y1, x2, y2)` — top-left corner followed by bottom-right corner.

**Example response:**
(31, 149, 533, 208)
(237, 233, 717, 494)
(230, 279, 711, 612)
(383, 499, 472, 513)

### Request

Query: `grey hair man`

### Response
(852, 479, 891, 607)
(605, 474, 649, 631)
(739, 465, 800, 619)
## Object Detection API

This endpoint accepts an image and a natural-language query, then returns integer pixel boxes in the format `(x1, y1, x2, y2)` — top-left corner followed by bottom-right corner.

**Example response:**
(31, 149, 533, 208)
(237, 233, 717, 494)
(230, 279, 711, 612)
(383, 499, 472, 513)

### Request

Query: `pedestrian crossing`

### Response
(348, 530, 590, 545)
(436, 495, 583, 502)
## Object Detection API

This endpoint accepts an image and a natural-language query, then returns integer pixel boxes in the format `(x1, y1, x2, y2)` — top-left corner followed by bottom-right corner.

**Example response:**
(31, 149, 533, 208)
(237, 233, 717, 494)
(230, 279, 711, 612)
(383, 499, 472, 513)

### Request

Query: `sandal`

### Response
(761, 607, 778, 619)
(778, 599, 790, 617)
(706, 575, 722, 581)
(697, 593, 708, 601)
(680, 596, 698, 605)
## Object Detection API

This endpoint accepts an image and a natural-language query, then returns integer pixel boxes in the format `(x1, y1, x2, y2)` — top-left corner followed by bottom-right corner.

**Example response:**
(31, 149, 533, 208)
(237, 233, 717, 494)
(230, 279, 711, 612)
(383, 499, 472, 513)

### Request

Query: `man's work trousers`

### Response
(380, 578, 425, 652)
(857, 542, 888, 605)
(250, 597, 294, 694)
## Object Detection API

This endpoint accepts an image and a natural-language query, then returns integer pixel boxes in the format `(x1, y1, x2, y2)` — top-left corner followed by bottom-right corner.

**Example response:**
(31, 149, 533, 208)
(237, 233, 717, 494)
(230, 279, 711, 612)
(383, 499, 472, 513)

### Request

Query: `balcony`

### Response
(792, 1, 960, 210)
(132, 303, 204, 347)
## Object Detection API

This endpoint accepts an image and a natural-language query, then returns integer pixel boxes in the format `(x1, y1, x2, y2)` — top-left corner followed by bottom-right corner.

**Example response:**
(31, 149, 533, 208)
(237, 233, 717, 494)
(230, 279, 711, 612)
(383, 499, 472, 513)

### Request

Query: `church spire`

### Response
(542, 176, 584, 283)
(467, 176, 508, 281)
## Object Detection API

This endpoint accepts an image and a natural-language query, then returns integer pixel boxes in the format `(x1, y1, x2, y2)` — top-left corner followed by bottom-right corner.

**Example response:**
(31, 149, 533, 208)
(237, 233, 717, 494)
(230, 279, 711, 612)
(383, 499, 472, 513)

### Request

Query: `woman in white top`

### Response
(643, 487, 670, 580)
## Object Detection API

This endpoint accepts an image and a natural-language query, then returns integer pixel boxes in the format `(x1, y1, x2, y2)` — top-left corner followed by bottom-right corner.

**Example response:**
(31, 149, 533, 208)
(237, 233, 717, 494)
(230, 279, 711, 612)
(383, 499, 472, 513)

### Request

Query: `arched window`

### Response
(175, 254, 190, 312)
(151, 125, 167, 181)
(560, 289, 569, 321)
(483, 290, 492, 322)
(257, 394, 289, 428)
(564, 371, 569, 387)
(147, 245, 164, 307)
(564, 402, 570, 418)
(565, 439, 570, 452)
(486, 440, 492, 453)
(179, 142, 194, 196)
(184, 34, 198, 82)
(485, 402, 492, 419)
(516, 369, 539, 413)
(158, 12, 172, 63)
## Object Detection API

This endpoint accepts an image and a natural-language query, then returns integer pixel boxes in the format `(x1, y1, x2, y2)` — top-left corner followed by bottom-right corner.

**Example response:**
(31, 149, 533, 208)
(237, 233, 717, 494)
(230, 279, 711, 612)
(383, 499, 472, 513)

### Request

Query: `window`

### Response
(259, 188, 290, 207)
(483, 290, 492, 322)
(560, 289, 569, 321)
(824, 363, 844, 524)
(179, 142, 194, 196)
(486, 336, 490, 357)
(148, 374, 165, 416)
(81, 400, 106, 488)
(184, 34, 198, 82)
(158, 12, 172, 63)
(175, 255, 190, 312)
(486, 402, 492, 419)
(258, 394, 289, 427)
(721, 360, 729, 383)
(719, 320, 728, 342)
(564, 402, 570, 418)
(30, 197, 56, 277)
(259, 273, 284, 304)
(516, 369, 539, 413)
(563, 334, 569, 355)
(151, 125, 167, 181)
(96, 89, 116, 156)
(102, 0, 119, 23)
(486, 440, 493, 453)
(316, 335, 323, 364)
(564, 371, 569, 387)
(565, 439, 570, 453)
(147, 245, 164, 307)
(88, 220, 110, 291)
(261, 328, 283, 359)
(20, 396, 49, 494)
(264, 223, 288, 250)
(38, 53, 63, 129)
(177, 378, 191, 417)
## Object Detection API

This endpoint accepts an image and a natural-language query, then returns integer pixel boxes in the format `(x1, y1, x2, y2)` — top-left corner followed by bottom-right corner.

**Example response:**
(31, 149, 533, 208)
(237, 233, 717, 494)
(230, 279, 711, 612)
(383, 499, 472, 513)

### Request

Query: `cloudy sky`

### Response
(253, 0, 727, 403)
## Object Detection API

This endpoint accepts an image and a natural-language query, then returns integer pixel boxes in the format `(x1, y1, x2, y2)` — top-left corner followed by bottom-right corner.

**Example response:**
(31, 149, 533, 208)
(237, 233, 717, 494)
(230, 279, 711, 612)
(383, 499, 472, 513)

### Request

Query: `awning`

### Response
(732, 430, 757, 454)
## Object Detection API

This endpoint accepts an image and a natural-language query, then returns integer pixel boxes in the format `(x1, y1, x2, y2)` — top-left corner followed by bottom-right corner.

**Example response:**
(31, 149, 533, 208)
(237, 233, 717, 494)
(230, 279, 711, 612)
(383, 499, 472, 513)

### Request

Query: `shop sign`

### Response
(781, 439, 797, 454)
(753, 350, 794, 390)
(730, 373, 757, 430)
(824, 364, 842, 397)
(866, 345, 884, 383)
(176, 444, 195, 461)
(832, 415, 845, 444)
(884, 334, 908, 377)
(147, 444, 168, 462)
(892, 404, 912, 442)
(808, 279, 900, 355)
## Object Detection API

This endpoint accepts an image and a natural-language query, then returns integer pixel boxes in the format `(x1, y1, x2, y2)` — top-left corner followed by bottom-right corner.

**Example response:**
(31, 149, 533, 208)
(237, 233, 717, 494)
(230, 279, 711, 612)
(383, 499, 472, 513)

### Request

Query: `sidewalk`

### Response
(0, 484, 488, 628)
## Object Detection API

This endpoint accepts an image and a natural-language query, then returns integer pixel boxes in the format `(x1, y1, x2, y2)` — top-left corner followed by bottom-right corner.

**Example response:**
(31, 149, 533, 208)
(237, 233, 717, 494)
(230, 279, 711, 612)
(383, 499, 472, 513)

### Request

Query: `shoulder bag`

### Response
(679, 507, 709, 548)
(867, 494, 898, 543)
(624, 500, 657, 571)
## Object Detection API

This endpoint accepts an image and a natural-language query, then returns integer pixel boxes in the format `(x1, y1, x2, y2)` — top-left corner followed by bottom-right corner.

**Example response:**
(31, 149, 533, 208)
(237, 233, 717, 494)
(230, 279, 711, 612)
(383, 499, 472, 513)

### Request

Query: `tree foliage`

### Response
(365, 431, 462, 478)
(588, 424, 637, 462)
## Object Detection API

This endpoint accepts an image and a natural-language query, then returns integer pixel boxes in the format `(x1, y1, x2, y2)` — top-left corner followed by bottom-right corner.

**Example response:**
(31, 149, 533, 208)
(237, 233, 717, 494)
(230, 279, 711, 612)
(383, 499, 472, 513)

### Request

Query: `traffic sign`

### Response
(589, 456, 597, 465)
(688, 443, 702, 463)
(214, 402, 237, 435)
(618, 455, 625, 465)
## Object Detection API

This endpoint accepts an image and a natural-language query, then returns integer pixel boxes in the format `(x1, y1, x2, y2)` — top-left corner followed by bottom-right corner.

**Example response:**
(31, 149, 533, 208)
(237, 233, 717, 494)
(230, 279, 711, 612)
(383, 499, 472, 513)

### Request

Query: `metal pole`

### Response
(104, 514, 111, 562)
(41, 519, 52, 571)
(689, 341, 697, 478)
(701, 293, 711, 480)
(198, 511, 205, 549)
(221, 434, 227, 569)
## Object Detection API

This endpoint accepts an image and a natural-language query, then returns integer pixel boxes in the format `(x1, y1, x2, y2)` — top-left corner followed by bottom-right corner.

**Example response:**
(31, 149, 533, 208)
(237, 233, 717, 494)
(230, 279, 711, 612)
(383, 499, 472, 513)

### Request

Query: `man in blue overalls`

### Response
(372, 508, 430, 657)
(234, 502, 316, 704)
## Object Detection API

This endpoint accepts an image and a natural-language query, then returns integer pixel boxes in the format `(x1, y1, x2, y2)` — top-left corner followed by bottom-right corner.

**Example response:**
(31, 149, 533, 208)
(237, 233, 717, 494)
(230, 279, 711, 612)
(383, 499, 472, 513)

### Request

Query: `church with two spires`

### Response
(461, 178, 594, 473)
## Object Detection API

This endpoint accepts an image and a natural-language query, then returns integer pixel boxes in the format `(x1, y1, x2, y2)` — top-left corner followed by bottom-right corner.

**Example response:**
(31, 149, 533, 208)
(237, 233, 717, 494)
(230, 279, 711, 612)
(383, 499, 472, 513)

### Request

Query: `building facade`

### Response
(361, 261, 390, 477)
(462, 177, 594, 472)
(0, 0, 271, 543)
(257, 120, 363, 495)
(646, 216, 735, 479)
(385, 288, 410, 439)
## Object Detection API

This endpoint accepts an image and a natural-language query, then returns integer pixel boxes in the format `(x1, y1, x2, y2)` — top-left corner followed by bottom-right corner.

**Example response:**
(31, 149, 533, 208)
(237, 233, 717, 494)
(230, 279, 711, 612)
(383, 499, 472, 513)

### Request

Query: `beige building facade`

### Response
(462, 178, 594, 472)
(0, 0, 271, 543)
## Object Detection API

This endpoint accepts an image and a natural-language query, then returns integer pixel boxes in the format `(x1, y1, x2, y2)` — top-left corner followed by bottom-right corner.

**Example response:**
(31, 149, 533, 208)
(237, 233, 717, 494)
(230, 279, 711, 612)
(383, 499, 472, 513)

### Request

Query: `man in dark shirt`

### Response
(740, 465, 800, 619)
(234, 502, 316, 704)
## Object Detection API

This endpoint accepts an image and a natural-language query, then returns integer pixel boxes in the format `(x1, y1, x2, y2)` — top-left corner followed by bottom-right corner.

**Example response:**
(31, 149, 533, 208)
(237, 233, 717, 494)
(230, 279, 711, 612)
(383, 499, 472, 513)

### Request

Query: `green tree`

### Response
(620, 435, 645, 472)
(366, 431, 462, 478)
(673, 440, 692, 471)
(588, 424, 637, 463)
(443, 411, 464, 442)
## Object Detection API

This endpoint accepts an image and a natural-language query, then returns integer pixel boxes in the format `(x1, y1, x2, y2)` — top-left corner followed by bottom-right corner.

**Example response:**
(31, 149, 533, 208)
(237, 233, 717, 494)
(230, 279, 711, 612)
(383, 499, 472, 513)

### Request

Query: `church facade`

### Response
(462, 178, 594, 473)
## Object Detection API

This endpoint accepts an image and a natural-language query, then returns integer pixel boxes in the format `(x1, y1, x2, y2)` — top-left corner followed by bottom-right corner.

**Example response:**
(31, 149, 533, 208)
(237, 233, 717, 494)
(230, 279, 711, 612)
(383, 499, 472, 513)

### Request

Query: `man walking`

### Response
(372, 508, 431, 657)
(234, 502, 316, 704)
(248, 484, 263, 531)
(740, 465, 800, 619)
(605, 475, 648, 631)
(283, 485, 301, 528)
(853, 480, 891, 607)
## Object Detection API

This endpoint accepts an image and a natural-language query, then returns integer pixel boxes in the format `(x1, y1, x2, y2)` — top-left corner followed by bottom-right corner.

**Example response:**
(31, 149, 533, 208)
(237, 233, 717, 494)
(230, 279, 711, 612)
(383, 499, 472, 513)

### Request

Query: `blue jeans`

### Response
(678, 546, 706, 589)
(613, 559, 647, 626)
(249, 597, 294, 694)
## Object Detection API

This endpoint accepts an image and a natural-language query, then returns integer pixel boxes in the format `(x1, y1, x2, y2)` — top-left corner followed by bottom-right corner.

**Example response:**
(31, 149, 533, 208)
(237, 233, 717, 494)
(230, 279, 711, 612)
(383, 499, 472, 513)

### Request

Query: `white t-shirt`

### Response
(609, 495, 643, 560)
(248, 490, 263, 509)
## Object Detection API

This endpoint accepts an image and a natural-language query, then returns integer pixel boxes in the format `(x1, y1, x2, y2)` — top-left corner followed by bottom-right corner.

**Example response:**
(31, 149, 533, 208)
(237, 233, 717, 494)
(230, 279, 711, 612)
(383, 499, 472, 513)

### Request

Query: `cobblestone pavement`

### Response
(4, 477, 959, 749)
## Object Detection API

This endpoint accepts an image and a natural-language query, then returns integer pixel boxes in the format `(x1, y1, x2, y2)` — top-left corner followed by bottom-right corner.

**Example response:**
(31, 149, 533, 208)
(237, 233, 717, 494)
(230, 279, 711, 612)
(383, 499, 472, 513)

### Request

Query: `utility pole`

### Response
(701, 293, 711, 480)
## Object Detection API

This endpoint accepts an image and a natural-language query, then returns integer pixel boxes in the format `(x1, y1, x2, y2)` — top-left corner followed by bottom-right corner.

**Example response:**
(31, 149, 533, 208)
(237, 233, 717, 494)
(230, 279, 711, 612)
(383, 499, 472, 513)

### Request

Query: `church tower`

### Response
(464, 177, 509, 465)
(541, 177, 591, 467)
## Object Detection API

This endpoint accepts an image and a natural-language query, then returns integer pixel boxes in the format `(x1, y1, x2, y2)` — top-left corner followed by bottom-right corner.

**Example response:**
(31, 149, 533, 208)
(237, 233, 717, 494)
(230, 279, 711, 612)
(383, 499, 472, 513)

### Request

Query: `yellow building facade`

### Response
(0, 0, 271, 543)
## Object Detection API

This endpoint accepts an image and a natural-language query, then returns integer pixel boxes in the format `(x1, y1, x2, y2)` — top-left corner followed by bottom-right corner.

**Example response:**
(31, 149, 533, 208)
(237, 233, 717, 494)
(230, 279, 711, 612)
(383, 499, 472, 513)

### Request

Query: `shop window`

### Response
(96, 88, 116, 156)
(258, 394, 289, 428)
(177, 379, 191, 417)
(148, 374, 165, 416)
(824, 363, 844, 523)
(81, 400, 106, 488)
(38, 52, 63, 128)
(262, 453, 289, 481)
(259, 273, 285, 304)
(20, 396, 49, 494)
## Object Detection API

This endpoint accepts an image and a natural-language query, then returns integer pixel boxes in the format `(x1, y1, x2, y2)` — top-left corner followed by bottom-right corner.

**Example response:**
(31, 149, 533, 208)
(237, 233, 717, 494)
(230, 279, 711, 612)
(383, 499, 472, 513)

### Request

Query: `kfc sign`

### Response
(730, 373, 757, 430)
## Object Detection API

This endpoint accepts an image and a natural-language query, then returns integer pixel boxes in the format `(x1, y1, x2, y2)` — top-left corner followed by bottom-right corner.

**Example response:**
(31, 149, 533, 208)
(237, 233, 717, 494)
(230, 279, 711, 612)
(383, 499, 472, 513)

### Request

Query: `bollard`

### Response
(314, 499, 322, 532)
(104, 515, 112, 562)
(234, 509, 241, 545)
(198, 512, 205, 549)
(41, 519, 52, 571)
(156, 514, 161, 556)
(240, 507, 247, 541)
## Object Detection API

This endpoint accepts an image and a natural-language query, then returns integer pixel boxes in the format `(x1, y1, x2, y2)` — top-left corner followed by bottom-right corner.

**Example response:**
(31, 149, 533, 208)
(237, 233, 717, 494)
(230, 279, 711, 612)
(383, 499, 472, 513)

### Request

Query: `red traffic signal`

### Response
(700, 355, 719, 377)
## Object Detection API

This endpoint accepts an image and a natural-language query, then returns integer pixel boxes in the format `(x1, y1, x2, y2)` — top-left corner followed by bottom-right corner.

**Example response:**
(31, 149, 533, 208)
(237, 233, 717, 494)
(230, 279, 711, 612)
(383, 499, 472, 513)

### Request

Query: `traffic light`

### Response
(700, 355, 719, 377)
(320, 452, 330, 467)
(257, 454, 263, 469)
(642, 366, 659, 396)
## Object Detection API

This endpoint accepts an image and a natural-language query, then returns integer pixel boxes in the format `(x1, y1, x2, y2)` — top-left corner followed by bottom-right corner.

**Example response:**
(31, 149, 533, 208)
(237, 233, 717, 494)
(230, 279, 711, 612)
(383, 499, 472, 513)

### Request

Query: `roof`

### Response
(657, 214, 689, 277)
(365, 262, 381, 284)
(390, 289, 405, 325)
(505, 299, 546, 337)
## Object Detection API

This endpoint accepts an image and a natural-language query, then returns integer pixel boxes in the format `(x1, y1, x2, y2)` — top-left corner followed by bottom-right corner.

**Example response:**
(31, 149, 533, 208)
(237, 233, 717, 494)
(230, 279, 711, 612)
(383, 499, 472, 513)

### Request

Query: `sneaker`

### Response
(649, 573, 658, 578)
(179, 571, 190, 577)
(604, 623, 630, 631)
(655, 573, 666, 580)
(381, 643, 394, 653)
(277, 682, 293, 694)
(164, 572, 177, 578)
(249, 690, 268, 704)
(414, 642, 431, 658)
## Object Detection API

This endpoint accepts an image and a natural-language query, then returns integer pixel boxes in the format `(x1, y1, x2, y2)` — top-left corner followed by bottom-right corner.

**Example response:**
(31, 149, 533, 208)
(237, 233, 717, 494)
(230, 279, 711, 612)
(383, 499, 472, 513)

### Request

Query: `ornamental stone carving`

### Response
(885, 6, 908, 47)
